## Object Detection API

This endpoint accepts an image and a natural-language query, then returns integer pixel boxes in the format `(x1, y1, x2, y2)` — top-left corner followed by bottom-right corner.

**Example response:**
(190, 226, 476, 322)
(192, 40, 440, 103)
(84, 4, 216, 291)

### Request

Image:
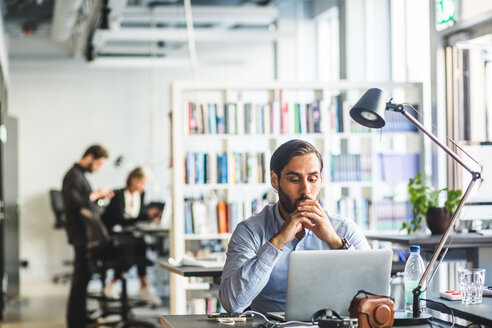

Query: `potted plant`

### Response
(402, 173, 463, 234)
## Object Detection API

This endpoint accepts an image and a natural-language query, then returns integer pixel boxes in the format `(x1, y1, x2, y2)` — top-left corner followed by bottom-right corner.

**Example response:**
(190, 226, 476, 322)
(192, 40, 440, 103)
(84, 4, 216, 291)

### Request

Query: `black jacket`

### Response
(102, 189, 149, 232)
(62, 164, 97, 246)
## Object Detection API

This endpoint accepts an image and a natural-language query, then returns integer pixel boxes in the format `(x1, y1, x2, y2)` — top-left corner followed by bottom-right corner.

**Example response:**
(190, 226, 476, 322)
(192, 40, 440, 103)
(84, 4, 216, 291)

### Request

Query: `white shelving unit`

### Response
(170, 80, 424, 314)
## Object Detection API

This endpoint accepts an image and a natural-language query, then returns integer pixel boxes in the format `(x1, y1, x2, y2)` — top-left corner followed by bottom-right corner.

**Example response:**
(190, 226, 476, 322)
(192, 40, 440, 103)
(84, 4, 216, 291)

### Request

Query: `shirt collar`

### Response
(74, 163, 88, 173)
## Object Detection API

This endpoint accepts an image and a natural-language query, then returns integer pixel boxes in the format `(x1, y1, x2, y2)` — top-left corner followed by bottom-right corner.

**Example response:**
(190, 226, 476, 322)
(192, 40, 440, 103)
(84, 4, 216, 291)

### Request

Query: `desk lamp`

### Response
(349, 88, 481, 325)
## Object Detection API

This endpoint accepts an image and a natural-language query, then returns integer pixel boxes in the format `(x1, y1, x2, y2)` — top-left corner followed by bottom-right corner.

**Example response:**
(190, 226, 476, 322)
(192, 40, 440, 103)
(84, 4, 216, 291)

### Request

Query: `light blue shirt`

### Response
(219, 203, 369, 313)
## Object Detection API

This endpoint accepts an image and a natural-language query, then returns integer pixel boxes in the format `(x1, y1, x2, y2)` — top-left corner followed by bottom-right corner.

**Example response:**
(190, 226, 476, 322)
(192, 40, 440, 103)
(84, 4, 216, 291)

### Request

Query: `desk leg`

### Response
(479, 247, 492, 286)
(466, 247, 479, 268)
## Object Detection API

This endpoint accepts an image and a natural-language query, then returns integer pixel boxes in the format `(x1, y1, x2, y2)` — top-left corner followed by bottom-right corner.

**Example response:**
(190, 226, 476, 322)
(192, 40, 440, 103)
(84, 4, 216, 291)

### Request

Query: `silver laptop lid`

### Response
(285, 248, 392, 321)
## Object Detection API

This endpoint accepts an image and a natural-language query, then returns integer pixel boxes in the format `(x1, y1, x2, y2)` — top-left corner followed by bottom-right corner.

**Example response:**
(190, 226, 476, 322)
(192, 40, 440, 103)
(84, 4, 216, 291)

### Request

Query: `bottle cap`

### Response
(410, 245, 420, 252)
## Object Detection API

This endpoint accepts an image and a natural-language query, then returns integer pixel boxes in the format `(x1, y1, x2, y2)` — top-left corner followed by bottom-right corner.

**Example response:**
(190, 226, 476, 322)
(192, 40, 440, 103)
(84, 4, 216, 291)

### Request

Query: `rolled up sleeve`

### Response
(219, 223, 282, 313)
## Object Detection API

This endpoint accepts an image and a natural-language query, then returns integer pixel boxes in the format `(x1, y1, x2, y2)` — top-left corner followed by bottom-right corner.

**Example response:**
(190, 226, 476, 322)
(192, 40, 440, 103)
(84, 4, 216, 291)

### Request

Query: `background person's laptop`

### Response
(268, 248, 392, 322)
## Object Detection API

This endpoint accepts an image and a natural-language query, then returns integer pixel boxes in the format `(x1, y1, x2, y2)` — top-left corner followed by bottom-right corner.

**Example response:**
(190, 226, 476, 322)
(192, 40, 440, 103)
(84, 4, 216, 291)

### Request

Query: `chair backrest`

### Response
(80, 208, 136, 275)
(49, 189, 66, 229)
(79, 208, 111, 250)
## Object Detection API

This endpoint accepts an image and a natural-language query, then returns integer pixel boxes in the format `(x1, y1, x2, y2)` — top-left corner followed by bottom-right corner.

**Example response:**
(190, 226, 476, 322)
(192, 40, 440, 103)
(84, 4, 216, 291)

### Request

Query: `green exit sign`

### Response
(436, 0, 456, 30)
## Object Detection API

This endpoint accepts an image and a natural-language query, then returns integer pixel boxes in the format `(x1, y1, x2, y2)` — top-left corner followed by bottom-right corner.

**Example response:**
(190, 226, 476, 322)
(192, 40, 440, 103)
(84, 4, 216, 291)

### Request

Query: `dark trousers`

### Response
(113, 236, 149, 279)
(67, 243, 90, 328)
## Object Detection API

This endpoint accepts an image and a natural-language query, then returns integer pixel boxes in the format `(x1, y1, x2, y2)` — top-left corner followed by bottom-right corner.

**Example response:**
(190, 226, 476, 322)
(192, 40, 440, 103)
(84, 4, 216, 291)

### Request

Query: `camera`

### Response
(318, 317, 358, 328)
(312, 309, 358, 328)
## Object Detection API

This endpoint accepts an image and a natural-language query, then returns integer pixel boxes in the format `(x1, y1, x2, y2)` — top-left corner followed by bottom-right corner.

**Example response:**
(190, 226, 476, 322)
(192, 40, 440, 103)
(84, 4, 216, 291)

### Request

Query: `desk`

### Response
(365, 232, 492, 250)
(427, 294, 492, 326)
(159, 262, 222, 278)
(159, 261, 223, 284)
(365, 232, 492, 285)
(160, 315, 263, 328)
(134, 223, 169, 237)
(159, 314, 449, 328)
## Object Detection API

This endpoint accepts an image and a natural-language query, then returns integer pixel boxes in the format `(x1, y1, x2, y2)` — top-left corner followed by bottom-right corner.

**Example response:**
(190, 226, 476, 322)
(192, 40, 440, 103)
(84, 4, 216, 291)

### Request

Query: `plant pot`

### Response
(426, 207, 451, 235)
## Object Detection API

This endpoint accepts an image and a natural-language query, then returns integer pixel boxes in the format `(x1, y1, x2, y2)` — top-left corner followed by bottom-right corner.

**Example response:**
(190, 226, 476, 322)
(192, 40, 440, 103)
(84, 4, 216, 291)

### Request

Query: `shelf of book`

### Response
(183, 183, 270, 190)
(170, 80, 425, 314)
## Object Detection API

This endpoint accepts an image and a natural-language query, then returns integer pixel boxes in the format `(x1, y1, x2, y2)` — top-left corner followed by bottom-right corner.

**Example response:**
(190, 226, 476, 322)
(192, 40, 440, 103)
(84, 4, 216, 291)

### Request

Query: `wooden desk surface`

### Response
(159, 261, 223, 277)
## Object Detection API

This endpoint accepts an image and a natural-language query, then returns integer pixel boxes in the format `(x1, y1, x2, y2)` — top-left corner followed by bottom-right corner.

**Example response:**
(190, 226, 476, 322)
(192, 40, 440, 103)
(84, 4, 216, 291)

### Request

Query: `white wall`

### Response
(9, 36, 274, 283)
(345, 0, 391, 81)
(460, 0, 492, 22)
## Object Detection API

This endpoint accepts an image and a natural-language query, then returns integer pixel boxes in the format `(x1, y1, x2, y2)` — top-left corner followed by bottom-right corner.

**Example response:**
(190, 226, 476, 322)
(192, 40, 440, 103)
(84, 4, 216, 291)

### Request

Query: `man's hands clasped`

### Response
(270, 199, 343, 250)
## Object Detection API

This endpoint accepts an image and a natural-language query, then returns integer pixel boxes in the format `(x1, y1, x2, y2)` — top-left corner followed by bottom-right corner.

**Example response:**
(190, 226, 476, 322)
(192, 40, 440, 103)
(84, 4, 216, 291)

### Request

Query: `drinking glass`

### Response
(458, 268, 486, 304)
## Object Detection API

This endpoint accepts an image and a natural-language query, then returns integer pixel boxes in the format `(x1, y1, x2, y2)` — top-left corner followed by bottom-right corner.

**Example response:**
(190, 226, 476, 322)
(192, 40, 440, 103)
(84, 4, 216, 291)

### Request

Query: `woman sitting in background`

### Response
(102, 166, 162, 306)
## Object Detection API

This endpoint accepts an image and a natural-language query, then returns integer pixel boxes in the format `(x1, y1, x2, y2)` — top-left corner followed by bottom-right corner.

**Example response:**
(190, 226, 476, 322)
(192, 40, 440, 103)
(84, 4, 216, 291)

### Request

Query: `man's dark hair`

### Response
(270, 139, 323, 178)
(82, 145, 109, 159)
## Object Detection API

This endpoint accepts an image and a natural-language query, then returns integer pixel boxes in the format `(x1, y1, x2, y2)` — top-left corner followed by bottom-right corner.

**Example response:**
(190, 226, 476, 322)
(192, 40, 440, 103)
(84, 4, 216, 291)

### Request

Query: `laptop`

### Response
(268, 248, 392, 322)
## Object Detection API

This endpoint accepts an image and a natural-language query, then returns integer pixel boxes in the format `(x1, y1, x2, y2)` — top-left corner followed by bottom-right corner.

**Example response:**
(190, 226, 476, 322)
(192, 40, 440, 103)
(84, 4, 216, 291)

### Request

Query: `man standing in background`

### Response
(62, 145, 114, 328)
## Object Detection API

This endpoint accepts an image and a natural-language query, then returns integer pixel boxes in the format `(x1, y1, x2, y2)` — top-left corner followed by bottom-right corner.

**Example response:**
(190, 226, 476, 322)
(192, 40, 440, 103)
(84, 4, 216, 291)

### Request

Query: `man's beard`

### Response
(87, 162, 94, 173)
(277, 185, 318, 214)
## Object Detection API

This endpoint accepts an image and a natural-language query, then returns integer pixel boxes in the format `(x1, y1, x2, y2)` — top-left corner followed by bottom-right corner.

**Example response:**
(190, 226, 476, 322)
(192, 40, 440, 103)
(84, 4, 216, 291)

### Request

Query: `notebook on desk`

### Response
(268, 248, 393, 322)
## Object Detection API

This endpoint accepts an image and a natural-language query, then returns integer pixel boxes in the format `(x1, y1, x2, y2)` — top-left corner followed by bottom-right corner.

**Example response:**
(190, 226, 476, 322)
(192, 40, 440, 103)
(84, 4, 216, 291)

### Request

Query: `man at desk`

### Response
(219, 139, 369, 313)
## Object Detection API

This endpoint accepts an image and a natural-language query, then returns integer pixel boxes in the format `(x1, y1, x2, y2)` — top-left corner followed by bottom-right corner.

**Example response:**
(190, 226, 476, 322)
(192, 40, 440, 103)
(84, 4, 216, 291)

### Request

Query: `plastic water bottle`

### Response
(404, 245, 426, 312)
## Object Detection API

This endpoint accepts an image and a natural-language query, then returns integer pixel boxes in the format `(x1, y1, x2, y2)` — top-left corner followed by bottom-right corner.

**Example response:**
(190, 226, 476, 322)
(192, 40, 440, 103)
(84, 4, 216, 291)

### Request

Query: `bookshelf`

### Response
(170, 80, 424, 314)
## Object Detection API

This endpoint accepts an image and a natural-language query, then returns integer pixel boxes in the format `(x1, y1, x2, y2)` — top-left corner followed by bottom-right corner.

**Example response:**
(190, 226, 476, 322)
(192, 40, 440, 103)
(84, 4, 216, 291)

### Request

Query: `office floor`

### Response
(0, 281, 168, 327)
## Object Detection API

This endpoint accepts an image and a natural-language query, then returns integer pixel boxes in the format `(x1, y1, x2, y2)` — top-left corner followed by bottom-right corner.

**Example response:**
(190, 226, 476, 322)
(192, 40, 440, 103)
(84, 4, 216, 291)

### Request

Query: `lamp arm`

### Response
(412, 178, 478, 317)
(393, 104, 479, 176)
(387, 103, 482, 317)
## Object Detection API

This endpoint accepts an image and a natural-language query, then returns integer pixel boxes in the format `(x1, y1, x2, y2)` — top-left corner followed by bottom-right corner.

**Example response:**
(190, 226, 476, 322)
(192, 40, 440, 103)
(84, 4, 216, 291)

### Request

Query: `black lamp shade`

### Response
(349, 88, 386, 129)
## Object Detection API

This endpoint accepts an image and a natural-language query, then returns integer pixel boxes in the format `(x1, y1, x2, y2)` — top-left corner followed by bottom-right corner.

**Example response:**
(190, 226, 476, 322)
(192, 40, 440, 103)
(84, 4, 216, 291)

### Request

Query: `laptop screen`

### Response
(284, 248, 392, 321)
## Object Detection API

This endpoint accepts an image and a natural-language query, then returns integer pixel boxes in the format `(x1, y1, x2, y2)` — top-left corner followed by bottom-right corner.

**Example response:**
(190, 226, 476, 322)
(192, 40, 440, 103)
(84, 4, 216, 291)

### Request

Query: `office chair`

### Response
(50, 189, 66, 228)
(80, 208, 156, 328)
(49, 189, 73, 284)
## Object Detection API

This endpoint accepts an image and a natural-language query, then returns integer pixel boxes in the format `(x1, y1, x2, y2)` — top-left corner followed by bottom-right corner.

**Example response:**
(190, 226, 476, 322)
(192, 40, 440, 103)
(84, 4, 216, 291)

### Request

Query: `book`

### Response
(263, 103, 271, 135)
(201, 103, 209, 134)
(281, 101, 288, 134)
(244, 103, 252, 134)
(299, 103, 307, 134)
(184, 201, 194, 234)
(195, 152, 206, 184)
(217, 202, 227, 234)
(236, 100, 245, 135)
(185, 152, 195, 184)
(294, 103, 300, 134)
(272, 100, 281, 135)
(227, 103, 237, 134)
(218, 154, 228, 184)
(216, 103, 225, 134)
(188, 102, 197, 134)
(192, 201, 208, 234)
(206, 199, 219, 234)
(208, 103, 217, 134)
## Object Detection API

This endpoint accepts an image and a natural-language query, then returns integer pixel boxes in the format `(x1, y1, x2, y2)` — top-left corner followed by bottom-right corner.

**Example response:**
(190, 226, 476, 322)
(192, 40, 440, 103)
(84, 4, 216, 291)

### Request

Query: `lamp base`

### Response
(393, 309, 432, 326)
